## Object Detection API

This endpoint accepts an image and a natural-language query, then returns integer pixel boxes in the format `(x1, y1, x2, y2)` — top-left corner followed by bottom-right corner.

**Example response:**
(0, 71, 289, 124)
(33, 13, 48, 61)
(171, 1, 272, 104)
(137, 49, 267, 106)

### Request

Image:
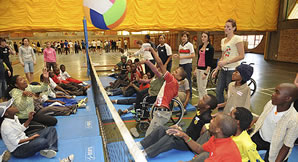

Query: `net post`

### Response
(83, 17, 90, 76)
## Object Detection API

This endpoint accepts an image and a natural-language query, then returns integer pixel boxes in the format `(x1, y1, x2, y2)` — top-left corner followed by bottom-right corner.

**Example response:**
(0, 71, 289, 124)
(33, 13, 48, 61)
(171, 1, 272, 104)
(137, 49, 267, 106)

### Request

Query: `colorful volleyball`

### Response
(83, 0, 127, 30)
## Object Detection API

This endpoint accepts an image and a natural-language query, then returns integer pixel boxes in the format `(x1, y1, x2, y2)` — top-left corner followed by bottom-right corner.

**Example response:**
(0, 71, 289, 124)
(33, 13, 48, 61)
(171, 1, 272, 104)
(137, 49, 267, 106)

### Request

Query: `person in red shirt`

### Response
(145, 47, 187, 137)
(167, 113, 241, 162)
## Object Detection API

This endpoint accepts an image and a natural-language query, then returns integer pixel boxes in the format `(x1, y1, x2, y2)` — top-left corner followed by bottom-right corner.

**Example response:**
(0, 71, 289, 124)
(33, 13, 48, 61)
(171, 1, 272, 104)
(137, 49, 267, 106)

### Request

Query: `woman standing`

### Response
(19, 38, 36, 83)
(43, 42, 57, 71)
(0, 38, 15, 84)
(196, 32, 214, 100)
(173, 31, 195, 98)
(157, 34, 172, 72)
(212, 19, 245, 103)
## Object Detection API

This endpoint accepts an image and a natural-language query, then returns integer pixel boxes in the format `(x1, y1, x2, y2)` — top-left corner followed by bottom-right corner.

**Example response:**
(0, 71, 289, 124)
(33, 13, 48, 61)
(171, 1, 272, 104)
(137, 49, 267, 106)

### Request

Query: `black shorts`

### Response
(97, 46, 100, 49)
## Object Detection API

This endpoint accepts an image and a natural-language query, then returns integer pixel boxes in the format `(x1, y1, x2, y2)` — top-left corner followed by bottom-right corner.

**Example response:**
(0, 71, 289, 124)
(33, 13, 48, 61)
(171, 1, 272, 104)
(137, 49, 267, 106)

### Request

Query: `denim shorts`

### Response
(24, 62, 34, 73)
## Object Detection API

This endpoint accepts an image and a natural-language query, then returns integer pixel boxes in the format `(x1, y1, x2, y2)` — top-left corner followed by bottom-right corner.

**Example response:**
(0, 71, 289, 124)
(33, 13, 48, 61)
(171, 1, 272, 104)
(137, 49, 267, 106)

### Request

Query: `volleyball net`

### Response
(88, 55, 147, 162)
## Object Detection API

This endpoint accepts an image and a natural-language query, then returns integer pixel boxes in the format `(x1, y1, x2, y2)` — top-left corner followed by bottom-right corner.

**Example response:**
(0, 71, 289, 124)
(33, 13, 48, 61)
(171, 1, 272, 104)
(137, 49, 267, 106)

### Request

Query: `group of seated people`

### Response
(0, 65, 90, 161)
(109, 47, 298, 162)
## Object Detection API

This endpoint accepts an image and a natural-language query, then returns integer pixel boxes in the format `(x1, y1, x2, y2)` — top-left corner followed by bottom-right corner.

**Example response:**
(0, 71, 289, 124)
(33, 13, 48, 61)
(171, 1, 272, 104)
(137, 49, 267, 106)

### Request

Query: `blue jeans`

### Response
(12, 127, 58, 158)
(215, 69, 234, 103)
(179, 63, 192, 97)
(0, 79, 7, 98)
(109, 88, 123, 96)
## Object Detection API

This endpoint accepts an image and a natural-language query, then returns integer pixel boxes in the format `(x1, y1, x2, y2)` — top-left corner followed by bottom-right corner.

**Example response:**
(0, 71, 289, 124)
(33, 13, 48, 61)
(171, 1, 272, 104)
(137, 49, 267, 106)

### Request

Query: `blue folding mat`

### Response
(99, 76, 197, 121)
(0, 82, 105, 162)
(106, 138, 194, 162)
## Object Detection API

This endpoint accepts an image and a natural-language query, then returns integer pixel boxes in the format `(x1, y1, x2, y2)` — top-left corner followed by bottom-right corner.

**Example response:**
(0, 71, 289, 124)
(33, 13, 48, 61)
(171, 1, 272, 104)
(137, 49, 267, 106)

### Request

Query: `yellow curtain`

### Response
(0, 0, 279, 32)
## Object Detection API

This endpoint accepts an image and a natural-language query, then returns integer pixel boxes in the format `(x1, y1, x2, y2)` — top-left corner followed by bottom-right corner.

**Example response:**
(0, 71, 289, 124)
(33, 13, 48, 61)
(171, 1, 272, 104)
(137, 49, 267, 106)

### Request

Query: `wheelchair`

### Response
(132, 95, 185, 133)
(206, 60, 257, 96)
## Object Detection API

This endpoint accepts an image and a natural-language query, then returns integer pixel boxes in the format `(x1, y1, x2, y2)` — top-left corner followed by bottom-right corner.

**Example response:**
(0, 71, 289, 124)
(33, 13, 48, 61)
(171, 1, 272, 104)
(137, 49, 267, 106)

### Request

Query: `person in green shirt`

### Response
(9, 67, 57, 134)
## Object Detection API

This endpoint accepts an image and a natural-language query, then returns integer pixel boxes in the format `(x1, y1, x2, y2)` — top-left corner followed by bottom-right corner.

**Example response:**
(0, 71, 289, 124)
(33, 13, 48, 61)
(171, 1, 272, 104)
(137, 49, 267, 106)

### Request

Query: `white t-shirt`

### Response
(68, 42, 73, 48)
(134, 43, 153, 60)
(91, 41, 96, 47)
(178, 42, 195, 64)
(96, 41, 101, 46)
(179, 78, 190, 92)
(60, 70, 71, 80)
(260, 106, 288, 142)
(221, 35, 243, 68)
(124, 40, 128, 45)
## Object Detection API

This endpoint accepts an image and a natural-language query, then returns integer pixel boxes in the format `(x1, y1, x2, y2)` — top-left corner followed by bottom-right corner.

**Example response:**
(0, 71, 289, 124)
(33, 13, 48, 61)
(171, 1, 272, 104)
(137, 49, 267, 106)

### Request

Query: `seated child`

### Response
(1, 99, 58, 158)
(217, 63, 253, 113)
(60, 64, 88, 85)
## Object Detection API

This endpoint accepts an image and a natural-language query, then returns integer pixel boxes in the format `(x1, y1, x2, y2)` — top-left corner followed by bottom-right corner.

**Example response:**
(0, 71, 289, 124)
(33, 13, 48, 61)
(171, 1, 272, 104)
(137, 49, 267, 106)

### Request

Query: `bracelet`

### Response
(186, 137, 192, 143)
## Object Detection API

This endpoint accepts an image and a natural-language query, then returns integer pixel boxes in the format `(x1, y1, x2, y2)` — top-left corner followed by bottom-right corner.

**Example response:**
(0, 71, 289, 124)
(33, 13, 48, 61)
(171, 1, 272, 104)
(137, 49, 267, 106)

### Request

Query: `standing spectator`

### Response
(81, 40, 86, 54)
(91, 40, 96, 53)
(36, 41, 42, 55)
(68, 40, 73, 54)
(212, 19, 245, 103)
(173, 31, 195, 98)
(96, 39, 101, 53)
(0, 38, 15, 84)
(19, 38, 36, 83)
(133, 40, 154, 76)
(157, 34, 172, 72)
(43, 42, 57, 71)
(124, 39, 128, 51)
(13, 42, 19, 55)
(64, 40, 69, 55)
(196, 32, 214, 100)
(74, 41, 79, 54)
(60, 40, 64, 54)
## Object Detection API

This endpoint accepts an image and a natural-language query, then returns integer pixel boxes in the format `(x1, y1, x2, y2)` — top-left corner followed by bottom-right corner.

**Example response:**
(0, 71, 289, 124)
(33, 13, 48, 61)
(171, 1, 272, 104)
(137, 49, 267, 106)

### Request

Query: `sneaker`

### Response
(106, 92, 112, 96)
(130, 127, 139, 138)
(82, 82, 89, 85)
(118, 109, 124, 116)
(77, 103, 86, 108)
(0, 150, 10, 162)
(60, 154, 74, 162)
(40, 150, 57, 158)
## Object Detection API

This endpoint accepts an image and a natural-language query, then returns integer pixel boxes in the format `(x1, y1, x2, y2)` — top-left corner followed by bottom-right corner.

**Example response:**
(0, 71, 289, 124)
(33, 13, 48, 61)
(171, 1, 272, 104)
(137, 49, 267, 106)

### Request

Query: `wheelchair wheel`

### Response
(169, 98, 184, 125)
(208, 69, 218, 86)
(136, 121, 150, 133)
(248, 78, 257, 96)
(150, 98, 184, 126)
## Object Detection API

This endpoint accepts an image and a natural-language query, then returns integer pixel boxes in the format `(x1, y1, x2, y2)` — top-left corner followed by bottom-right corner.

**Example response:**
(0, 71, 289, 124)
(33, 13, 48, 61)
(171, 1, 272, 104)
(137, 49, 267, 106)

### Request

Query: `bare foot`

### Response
(111, 100, 116, 103)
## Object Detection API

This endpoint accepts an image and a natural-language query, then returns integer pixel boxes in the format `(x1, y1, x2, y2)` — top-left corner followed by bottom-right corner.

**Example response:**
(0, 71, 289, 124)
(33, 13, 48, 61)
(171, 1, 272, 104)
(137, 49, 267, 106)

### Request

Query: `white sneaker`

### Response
(60, 154, 74, 162)
(40, 150, 57, 158)
(83, 82, 89, 85)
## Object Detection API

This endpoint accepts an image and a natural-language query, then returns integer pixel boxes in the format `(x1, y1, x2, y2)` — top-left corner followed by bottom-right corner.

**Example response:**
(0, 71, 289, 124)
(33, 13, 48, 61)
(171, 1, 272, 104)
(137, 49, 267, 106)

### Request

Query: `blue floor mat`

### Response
(106, 138, 194, 162)
(99, 76, 116, 87)
(55, 115, 100, 140)
(0, 136, 104, 162)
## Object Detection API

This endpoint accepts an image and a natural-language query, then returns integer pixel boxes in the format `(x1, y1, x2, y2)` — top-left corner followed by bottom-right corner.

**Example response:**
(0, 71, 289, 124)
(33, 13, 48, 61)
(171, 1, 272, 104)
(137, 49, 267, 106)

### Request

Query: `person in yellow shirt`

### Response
(198, 107, 263, 162)
(230, 107, 264, 162)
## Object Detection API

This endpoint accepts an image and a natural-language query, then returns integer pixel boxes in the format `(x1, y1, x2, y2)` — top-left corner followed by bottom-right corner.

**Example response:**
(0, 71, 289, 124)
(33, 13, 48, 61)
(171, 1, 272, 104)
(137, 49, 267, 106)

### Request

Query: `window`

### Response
(288, 3, 298, 19)
(241, 35, 263, 49)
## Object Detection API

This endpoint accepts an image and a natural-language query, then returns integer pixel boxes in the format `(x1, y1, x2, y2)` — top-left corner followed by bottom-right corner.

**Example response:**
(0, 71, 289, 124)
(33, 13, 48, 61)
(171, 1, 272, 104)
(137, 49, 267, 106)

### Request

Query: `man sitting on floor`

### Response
(136, 94, 217, 158)
(167, 113, 241, 162)
(250, 83, 298, 162)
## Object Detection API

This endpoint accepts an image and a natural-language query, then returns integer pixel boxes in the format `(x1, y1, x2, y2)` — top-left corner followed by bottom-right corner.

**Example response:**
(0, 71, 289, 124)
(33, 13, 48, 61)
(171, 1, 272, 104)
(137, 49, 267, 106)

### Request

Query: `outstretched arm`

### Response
(148, 47, 167, 75)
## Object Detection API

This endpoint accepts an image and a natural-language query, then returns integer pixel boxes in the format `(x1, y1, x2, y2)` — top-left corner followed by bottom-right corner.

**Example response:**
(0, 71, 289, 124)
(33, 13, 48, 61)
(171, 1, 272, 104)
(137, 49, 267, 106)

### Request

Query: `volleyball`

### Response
(83, 0, 127, 30)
